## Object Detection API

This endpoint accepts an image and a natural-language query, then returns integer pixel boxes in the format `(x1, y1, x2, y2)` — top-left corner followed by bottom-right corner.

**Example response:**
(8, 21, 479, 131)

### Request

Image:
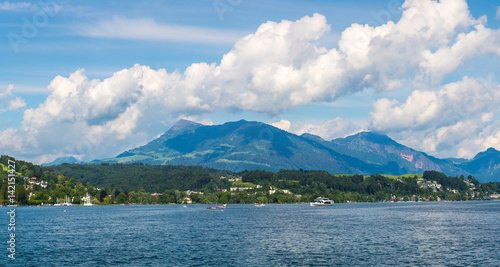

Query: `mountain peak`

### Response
(301, 133, 326, 142)
(41, 156, 79, 166)
(486, 147, 499, 153)
(336, 131, 400, 147)
(172, 119, 203, 130)
(472, 147, 500, 160)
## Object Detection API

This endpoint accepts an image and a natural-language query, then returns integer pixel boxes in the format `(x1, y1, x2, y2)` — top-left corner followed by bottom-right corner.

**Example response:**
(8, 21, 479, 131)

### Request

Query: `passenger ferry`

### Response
(310, 197, 333, 206)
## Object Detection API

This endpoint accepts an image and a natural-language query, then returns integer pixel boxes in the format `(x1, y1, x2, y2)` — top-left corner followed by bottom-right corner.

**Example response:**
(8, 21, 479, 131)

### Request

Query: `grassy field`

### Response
(0, 163, 22, 175)
(332, 173, 423, 179)
(232, 181, 257, 187)
(365, 174, 423, 179)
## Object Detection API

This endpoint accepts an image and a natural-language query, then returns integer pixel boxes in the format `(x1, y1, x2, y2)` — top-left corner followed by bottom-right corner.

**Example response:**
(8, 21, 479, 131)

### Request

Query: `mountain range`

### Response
(47, 119, 500, 182)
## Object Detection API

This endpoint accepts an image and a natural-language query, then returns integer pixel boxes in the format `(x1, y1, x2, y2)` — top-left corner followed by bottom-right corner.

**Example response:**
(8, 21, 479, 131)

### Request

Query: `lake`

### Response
(2, 201, 500, 266)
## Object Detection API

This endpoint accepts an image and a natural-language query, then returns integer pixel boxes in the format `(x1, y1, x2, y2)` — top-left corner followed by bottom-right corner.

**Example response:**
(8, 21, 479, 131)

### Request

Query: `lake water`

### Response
(2, 201, 500, 266)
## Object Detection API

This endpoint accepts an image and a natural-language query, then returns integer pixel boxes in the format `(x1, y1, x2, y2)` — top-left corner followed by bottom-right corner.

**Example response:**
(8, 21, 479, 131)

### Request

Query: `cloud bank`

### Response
(2, 0, 500, 163)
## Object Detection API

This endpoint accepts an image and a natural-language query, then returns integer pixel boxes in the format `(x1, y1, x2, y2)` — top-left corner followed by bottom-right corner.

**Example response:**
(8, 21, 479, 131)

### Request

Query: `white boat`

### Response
(63, 195, 73, 206)
(83, 193, 93, 206)
(310, 197, 333, 206)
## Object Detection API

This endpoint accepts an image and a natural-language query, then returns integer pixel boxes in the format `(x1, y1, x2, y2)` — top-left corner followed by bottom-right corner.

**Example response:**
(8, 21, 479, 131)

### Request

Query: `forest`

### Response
(1, 155, 499, 205)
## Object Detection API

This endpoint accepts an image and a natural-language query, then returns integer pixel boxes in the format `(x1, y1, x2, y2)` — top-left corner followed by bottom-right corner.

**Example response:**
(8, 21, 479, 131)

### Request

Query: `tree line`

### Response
(1, 155, 499, 205)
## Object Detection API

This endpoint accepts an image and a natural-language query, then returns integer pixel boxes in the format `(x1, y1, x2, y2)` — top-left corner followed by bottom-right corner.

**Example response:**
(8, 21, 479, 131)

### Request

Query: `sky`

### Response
(1, 0, 500, 164)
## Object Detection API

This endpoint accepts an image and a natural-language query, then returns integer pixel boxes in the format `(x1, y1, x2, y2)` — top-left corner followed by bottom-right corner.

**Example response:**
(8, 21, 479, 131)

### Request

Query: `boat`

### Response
(310, 197, 333, 206)
(255, 192, 265, 207)
(216, 204, 227, 209)
(62, 195, 73, 206)
(206, 207, 216, 210)
(83, 193, 93, 206)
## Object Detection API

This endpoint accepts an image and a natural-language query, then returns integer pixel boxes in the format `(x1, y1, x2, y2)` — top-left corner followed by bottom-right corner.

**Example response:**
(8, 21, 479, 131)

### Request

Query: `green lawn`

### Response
(363, 174, 423, 179)
(232, 181, 256, 187)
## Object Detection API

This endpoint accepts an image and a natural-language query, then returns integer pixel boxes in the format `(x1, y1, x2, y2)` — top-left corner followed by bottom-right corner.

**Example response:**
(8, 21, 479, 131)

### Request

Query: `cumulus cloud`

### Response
(2, 0, 500, 162)
(370, 77, 500, 132)
(272, 118, 364, 141)
(370, 77, 500, 158)
(80, 16, 244, 45)
(272, 120, 292, 132)
(0, 85, 26, 112)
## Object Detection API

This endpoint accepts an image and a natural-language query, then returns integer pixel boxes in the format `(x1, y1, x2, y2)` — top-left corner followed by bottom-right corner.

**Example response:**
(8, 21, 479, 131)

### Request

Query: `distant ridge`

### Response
(42, 156, 79, 166)
(71, 119, 498, 182)
(460, 147, 500, 182)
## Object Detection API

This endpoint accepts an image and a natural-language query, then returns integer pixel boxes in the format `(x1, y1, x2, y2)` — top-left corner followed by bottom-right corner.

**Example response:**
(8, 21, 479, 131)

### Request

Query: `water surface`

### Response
(2, 201, 500, 266)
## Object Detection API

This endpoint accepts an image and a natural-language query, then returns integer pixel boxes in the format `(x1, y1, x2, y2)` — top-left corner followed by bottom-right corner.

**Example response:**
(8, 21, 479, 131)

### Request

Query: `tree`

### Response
(99, 189, 108, 202)
(116, 192, 128, 204)
(0, 179, 8, 201)
(16, 187, 27, 204)
(129, 191, 138, 203)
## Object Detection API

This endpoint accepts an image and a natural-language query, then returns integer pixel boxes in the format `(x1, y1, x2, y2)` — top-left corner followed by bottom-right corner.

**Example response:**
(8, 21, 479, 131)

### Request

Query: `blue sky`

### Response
(1, 0, 500, 163)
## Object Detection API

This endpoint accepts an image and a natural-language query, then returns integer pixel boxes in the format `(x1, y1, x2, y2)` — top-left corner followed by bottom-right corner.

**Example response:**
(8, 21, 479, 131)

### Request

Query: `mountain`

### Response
(103, 120, 398, 174)
(42, 156, 80, 166)
(325, 132, 468, 176)
(460, 148, 500, 182)
(95, 119, 496, 179)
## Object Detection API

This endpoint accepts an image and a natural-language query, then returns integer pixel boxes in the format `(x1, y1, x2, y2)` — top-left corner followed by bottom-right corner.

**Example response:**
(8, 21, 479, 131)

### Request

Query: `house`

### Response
(230, 187, 251, 191)
(182, 197, 193, 204)
(185, 190, 203, 195)
(228, 177, 242, 182)
(269, 189, 292, 194)
(490, 194, 500, 199)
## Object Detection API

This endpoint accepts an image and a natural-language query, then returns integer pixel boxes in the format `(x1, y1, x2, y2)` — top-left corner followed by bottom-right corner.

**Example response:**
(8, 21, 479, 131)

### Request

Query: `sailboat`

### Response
(63, 195, 73, 206)
(83, 193, 93, 206)
(255, 193, 265, 207)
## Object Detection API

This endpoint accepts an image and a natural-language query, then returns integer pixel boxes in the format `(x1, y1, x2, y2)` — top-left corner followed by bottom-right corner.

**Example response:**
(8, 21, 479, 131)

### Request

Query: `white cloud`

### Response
(0, 1, 35, 11)
(370, 77, 500, 158)
(79, 16, 244, 45)
(7, 97, 26, 110)
(0, 84, 13, 98)
(0, 84, 26, 112)
(272, 118, 364, 141)
(2, 0, 500, 162)
(370, 77, 500, 132)
(272, 119, 292, 132)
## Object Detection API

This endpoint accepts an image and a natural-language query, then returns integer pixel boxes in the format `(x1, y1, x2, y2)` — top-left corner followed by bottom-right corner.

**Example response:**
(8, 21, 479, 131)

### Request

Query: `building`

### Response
(228, 177, 242, 182)
(182, 197, 193, 204)
(490, 194, 500, 199)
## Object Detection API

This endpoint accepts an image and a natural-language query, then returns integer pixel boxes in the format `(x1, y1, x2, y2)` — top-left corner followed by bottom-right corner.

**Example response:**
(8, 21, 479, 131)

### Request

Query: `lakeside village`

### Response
(2, 166, 500, 206)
